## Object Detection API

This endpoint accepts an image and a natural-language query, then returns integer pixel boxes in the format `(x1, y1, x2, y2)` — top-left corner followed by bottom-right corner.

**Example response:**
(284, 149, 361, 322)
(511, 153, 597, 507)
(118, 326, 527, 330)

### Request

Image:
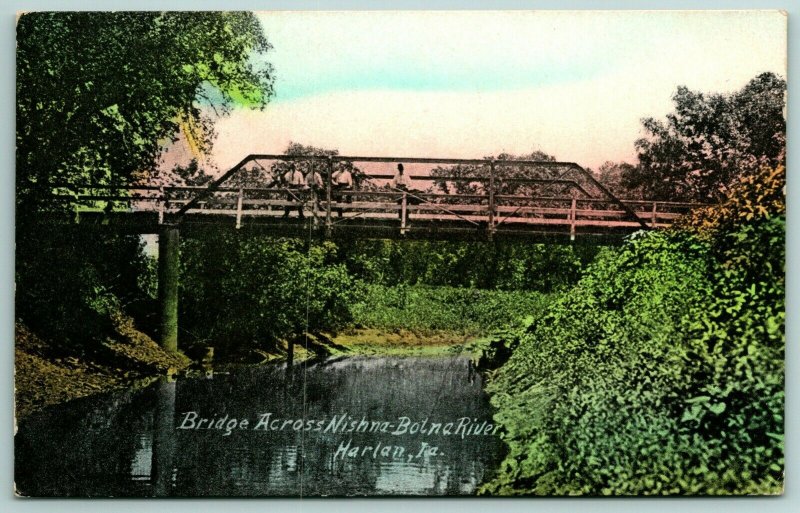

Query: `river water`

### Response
(15, 355, 504, 497)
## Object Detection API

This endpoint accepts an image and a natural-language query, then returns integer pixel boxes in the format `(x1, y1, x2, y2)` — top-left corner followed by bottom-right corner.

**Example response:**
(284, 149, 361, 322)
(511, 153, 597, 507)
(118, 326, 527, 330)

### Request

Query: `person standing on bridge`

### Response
(282, 163, 307, 220)
(332, 165, 353, 217)
(306, 166, 325, 214)
(392, 163, 415, 224)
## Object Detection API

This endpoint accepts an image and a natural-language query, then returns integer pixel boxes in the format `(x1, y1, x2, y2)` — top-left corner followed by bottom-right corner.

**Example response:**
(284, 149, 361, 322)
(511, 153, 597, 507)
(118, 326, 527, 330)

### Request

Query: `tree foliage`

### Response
(482, 158, 785, 495)
(626, 72, 785, 202)
(350, 284, 548, 335)
(16, 11, 274, 213)
(178, 233, 361, 354)
(675, 164, 785, 239)
(340, 239, 599, 292)
(430, 151, 559, 196)
(594, 161, 644, 200)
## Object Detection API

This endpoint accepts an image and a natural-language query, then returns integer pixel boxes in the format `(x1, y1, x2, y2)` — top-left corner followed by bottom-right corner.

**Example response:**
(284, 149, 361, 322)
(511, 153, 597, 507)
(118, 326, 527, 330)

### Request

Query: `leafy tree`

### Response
(155, 158, 215, 187)
(15, 12, 274, 360)
(16, 11, 274, 214)
(595, 161, 644, 200)
(430, 150, 559, 196)
(627, 72, 785, 202)
(179, 232, 360, 355)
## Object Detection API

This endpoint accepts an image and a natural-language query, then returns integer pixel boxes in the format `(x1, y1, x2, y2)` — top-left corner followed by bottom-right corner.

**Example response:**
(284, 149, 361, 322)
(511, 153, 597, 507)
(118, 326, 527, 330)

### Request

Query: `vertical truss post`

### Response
(651, 201, 658, 228)
(158, 186, 165, 225)
(488, 160, 496, 239)
(570, 198, 577, 241)
(326, 156, 333, 237)
(312, 191, 319, 228)
(236, 187, 244, 229)
(400, 192, 407, 235)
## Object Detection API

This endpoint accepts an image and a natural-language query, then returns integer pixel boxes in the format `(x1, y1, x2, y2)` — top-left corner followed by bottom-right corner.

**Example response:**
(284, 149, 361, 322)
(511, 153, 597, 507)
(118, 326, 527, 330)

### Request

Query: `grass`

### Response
(349, 283, 548, 336)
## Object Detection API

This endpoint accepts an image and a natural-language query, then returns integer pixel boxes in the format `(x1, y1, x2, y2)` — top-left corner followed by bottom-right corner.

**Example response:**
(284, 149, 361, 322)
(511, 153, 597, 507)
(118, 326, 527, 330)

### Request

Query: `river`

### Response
(14, 355, 505, 497)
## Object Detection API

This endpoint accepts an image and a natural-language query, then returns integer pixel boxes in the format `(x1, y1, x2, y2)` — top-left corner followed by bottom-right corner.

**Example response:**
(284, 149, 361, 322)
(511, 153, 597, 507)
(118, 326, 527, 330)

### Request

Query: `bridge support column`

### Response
(158, 225, 180, 352)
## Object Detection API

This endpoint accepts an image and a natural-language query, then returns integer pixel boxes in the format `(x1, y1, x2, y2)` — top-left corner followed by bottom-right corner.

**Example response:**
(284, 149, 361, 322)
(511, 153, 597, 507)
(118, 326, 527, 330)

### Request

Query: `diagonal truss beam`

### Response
(173, 154, 650, 230)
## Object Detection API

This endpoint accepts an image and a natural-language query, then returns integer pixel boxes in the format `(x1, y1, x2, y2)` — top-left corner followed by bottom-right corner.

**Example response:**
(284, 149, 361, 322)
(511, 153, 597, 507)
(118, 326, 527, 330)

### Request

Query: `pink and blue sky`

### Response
(178, 10, 786, 172)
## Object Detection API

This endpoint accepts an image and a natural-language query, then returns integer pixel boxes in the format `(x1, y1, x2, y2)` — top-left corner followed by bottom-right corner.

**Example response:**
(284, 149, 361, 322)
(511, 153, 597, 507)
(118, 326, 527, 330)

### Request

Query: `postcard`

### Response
(14, 10, 786, 497)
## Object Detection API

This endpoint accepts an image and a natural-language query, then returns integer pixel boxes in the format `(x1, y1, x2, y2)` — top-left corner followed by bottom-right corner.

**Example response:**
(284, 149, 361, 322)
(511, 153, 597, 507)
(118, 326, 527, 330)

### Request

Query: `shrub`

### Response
(350, 284, 548, 335)
(482, 225, 783, 495)
(179, 233, 362, 353)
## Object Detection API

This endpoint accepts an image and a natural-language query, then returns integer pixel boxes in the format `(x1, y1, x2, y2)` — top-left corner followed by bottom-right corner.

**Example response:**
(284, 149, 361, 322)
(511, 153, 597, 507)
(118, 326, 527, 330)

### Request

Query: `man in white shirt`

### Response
(392, 162, 412, 190)
(282, 163, 307, 219)
(332, 165, 353, 217)
(392, 163, 414, 223)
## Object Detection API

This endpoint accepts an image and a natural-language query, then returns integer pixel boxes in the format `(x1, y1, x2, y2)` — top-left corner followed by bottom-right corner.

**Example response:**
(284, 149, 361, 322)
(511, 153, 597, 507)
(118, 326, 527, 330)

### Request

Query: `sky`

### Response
(174, 10, 787, 173)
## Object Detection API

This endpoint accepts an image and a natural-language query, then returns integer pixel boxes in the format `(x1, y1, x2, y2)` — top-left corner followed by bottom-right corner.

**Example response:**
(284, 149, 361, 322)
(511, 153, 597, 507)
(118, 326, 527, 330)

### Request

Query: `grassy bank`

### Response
(350, 283, 549, 335)
(481, 226, 784, 495)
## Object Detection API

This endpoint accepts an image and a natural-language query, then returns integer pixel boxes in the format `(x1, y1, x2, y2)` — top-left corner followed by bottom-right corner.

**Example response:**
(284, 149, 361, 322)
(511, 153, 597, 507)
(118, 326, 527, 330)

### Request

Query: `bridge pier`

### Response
(158, 225, 180, 352)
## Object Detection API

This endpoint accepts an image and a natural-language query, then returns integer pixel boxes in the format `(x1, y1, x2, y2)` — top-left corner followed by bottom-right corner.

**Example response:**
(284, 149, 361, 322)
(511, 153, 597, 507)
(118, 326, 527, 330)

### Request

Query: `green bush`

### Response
(16, 224, 151, 351)
(482, 224, 784, 495)
(340, 239, 599, 292)
(179, 233, 362, 353)
(350, 283, 548, 335)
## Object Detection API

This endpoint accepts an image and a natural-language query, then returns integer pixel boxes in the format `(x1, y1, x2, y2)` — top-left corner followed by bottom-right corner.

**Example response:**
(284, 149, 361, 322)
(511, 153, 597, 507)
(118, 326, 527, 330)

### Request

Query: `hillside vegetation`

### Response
(481, 164, 784, 495)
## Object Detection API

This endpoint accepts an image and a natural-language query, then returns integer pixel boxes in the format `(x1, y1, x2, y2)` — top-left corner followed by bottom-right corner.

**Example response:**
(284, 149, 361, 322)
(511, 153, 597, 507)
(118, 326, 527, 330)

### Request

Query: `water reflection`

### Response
(15, 356, 503, 497)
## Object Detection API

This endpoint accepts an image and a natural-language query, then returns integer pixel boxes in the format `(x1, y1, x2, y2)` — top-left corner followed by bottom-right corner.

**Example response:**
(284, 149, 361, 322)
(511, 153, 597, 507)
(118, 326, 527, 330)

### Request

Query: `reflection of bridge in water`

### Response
(46, 155, 702, 351)
(55, 155, 698, 243)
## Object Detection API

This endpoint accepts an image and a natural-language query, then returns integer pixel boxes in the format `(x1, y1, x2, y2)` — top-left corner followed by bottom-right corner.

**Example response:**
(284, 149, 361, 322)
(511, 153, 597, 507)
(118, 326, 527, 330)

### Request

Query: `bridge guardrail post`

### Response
(158, 186, 165, 225)
(326, 156, 333, 237)
(488, 160, 496, 240)
(570, 198, 577, 241)
(651, 201, 658, 227)
(236, 187, 244, 229)
(400, 192, 407, 235)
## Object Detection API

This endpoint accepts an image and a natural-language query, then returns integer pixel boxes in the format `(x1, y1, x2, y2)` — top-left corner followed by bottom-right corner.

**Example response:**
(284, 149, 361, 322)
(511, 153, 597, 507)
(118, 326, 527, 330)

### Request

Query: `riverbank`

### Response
(214, 327, 476, 366)
(332, 328, 474, 356)
(14, 317, 190, 420)
(15, 323, 475, 419)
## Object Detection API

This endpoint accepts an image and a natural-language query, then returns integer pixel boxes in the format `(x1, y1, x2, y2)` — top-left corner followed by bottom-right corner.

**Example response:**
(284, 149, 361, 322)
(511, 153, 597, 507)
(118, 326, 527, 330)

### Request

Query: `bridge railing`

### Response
(46, 154, 704, 238)
(51, 182, 700, 238)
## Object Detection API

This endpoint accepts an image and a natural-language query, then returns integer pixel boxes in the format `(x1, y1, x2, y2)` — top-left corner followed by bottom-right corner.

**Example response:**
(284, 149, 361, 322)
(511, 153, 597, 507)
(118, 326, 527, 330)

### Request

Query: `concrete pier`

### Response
(158, 225, 180, 352)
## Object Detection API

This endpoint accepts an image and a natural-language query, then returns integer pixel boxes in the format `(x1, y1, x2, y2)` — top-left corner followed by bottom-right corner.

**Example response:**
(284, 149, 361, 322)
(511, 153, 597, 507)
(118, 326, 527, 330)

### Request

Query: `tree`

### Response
(595, 161, 644, 200)
(430, 150, 562, 197)
(627, 72, 785, 202)
(218, 142, 367, 189)
(16, 11, 274, 214)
